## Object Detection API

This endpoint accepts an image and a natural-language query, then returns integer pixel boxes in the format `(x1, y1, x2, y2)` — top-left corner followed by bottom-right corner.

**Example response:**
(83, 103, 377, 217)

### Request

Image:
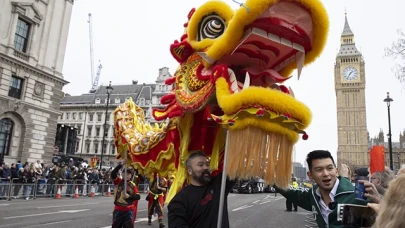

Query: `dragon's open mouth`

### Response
(216, 1, 311, 96)
(202, 1, 312, 137)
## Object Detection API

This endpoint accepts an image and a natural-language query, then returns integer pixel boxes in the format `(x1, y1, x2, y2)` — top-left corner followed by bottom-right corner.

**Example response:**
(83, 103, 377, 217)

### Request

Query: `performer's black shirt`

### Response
(168, 172, 235, 228)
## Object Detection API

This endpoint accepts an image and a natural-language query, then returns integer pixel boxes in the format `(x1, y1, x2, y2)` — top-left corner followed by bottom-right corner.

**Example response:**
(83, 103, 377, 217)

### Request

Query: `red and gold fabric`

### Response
(113, 0, 330, 203)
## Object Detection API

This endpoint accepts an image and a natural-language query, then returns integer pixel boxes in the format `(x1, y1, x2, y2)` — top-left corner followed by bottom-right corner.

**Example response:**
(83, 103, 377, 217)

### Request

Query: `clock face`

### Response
(342, 66, 359, 81)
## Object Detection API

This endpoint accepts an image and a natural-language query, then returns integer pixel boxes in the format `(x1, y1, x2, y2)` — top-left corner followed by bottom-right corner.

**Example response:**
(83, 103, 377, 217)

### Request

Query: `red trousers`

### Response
(147, 193, 164, 220)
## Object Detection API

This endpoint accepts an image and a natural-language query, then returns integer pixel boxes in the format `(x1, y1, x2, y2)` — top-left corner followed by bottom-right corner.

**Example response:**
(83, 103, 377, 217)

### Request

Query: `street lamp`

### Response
(383, 92, 394, 170)
(100, 81, 113, 170)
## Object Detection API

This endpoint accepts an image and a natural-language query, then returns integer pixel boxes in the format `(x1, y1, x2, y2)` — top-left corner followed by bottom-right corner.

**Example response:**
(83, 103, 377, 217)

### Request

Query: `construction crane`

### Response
(88, 13, 102, 93)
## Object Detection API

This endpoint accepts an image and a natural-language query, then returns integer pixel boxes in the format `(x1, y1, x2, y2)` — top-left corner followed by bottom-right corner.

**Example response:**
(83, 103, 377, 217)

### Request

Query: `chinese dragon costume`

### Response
(114, 0, 329, 203)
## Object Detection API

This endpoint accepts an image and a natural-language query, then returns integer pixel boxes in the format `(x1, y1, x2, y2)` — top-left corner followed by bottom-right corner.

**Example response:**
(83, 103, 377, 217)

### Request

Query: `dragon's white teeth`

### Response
(296, 52, 305, 80)
(252, 28, 268, 38)
(231, 82, 239, 93)
(268, 33, 280, 43)
(293, 43, 305, 52)
(289, 86, 295, 98)
(228, 69, 240, 93)
(243, 72, 250, 89)
(228, 69, 236, 83)
(281, 38, 292, 47)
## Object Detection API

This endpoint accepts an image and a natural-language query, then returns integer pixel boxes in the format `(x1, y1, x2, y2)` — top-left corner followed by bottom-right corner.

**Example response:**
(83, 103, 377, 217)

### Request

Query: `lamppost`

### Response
(383, 92, 394, 170)
(100, 81, 113, 170)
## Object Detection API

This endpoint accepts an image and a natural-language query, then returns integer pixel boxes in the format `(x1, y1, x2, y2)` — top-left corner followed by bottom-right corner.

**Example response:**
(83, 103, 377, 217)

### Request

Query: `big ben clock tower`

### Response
(335, 13, 369, 168)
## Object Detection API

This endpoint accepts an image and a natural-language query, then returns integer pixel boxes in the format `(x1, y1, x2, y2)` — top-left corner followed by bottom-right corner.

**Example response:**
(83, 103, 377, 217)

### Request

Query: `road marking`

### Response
(263, 194, 272, 199)
(259, 200, 273, 204)
(229, 194, 237, 197)
(252, 200, 260, 204)
(37, 203, 99, 209)
(24, 220, 72, 227)
(3, 209, 90, 219)
(100, 217, 157, 227)
(135, 217, 157, 223)
(232, 205, 253, 211)
(0, 204, 9, 206)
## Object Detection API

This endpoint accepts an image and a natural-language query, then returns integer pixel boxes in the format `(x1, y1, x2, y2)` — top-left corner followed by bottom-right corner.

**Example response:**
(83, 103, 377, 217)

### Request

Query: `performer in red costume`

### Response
(111, 162, 140, 228)
(147, 174, 168, 227)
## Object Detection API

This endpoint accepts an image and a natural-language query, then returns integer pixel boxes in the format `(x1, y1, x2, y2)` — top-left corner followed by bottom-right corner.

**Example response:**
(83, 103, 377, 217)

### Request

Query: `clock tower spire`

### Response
(334, 13, 369, 168)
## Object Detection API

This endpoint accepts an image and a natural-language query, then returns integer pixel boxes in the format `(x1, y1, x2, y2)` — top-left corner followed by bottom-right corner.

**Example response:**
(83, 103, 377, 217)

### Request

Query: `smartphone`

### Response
(342, 204, 376, 228)
(354, 176, 368, 200)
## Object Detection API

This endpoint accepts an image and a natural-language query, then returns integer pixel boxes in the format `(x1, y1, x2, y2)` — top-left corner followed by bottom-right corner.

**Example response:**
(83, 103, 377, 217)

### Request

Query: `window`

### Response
(77, 125, 81, 134)
(86, 143, 90, 153)
(8, 76, 23, 99)
(66, 113, 70, 120)
(103, 143, 107, 154)
(14, 19, 30, 52)
(60, 113, 63, 120)
(89, 114, 93, 122)
(111, 145, 115, 154)
(95, 98, 100, 104)
(139, 97, 145, 106)
(94, 143, 98, 154)
(87, 126, 92, 136)
(104, 125, 109, 137)
(97, 113, 102, 122)
(115, 98, 120, 103)
(96, 127, 100, 136)
(72, 113, 76, 120)
(0, 118, 13, 156)
(79, 112, 83, 120)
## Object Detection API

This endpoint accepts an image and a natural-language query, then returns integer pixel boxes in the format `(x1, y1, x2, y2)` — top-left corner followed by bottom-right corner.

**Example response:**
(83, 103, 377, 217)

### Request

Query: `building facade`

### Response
(334, 14, 369, 168)
(369, 130, 405, 171)
(292, 162, 307, 181)
(57, 67, 173, 167)
(0, 0, 73, 164)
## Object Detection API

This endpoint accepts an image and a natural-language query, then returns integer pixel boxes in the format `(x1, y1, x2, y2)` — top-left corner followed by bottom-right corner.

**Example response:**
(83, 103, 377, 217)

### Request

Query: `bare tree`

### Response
(385, 29, 405, 85)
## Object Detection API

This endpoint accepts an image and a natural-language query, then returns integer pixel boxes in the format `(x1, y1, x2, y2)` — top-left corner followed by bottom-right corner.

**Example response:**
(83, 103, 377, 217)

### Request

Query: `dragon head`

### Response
(153, 0, 329, 187)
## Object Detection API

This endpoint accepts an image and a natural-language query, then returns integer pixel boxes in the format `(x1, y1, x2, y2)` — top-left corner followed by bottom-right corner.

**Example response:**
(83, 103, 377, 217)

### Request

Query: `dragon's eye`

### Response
(198, 14, 226, 41)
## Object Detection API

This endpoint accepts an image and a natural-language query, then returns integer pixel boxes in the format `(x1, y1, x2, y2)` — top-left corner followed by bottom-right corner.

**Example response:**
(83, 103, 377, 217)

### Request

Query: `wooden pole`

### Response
(217, 131, 230, 228)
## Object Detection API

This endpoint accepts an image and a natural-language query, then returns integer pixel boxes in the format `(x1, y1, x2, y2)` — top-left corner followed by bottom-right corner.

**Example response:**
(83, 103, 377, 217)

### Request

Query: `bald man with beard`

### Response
(168, 151, 236, 228)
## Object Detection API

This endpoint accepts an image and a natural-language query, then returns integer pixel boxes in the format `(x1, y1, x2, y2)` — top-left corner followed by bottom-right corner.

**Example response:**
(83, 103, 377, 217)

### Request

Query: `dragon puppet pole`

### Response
(217, 130, 230, 228)
(124, 150, 127, 191)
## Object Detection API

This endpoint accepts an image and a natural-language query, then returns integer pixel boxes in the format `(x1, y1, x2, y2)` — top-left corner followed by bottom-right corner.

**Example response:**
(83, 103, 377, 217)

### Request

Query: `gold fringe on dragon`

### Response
(113, 0, 329, 203)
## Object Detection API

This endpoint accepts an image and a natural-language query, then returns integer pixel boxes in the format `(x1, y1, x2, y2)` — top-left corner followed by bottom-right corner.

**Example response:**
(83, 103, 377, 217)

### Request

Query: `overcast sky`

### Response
(62, 0, 405, 165)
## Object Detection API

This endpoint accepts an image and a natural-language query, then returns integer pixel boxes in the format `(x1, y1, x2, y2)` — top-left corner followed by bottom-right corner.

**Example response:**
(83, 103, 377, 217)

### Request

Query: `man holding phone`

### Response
(275, 150, 368, 227)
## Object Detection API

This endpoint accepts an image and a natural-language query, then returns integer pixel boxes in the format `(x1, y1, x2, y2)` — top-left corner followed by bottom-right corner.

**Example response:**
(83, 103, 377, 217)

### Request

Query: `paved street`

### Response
(0, 193, 310, 228)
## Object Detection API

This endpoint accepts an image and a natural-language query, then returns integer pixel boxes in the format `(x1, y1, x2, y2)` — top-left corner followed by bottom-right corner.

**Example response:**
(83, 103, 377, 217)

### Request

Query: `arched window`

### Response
(0, 118, 13, 156)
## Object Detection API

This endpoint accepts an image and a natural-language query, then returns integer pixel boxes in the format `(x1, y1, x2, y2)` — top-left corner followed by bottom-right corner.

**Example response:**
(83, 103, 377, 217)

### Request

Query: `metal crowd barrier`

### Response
(0, 178, 153, 201)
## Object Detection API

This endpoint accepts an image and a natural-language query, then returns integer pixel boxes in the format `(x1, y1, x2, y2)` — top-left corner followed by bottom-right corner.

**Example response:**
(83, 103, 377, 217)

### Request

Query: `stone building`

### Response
(369, 130, 405, 171)
(57, 67, 172, 167)
(334, 14, 369, 168)
(0, 0, 74, 164)
(292, 162, 307, 181)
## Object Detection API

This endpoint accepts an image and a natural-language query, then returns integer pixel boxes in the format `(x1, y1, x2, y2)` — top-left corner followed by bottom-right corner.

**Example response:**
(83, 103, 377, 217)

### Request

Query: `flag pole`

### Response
(217, 130, 230, 228)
